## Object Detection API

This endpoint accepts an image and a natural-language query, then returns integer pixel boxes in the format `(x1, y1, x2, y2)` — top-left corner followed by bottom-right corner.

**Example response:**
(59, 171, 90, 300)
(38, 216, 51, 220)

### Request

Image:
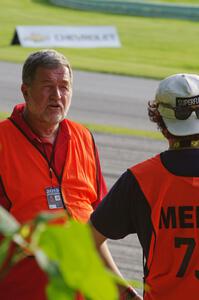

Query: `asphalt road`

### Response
(0, 62, 167, 294)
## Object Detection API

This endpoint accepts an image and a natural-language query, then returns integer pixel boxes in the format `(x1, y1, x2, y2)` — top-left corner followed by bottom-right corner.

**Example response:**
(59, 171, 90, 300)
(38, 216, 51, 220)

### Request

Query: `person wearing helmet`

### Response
(90, 73, 199, 300)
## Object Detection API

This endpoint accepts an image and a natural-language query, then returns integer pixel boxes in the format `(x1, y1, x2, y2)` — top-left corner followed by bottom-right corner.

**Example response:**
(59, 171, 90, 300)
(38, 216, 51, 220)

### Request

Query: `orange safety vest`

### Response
(130, 154, 199, 300)
(0, 118, 98, 223)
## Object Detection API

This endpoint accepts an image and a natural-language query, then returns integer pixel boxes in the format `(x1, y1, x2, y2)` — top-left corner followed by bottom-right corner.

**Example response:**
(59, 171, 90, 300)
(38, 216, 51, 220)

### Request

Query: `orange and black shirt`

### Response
(91, 149, 199, 300)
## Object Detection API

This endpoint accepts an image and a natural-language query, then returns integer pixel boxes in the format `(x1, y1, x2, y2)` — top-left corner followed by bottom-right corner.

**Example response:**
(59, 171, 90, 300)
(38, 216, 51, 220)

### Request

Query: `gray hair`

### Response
(22, 49, 72, 85)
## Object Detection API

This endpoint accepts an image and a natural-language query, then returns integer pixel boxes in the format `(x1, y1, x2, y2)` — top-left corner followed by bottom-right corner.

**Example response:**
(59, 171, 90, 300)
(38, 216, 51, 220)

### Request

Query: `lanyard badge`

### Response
(43, 140, 64, 209)
(45, 187, 64, 209)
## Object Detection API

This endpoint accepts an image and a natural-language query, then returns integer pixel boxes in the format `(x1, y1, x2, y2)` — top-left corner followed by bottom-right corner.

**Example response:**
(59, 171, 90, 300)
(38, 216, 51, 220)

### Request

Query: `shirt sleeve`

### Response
(90, 170, 137, 239)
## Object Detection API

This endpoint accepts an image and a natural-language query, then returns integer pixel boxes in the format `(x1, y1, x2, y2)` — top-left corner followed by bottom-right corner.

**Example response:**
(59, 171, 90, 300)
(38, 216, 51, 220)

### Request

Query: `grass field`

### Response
(1, 0, 199, 80)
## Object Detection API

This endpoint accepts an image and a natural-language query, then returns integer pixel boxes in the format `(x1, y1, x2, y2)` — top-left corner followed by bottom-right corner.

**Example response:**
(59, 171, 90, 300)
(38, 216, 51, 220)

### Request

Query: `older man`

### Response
(0, 49, 107, 300)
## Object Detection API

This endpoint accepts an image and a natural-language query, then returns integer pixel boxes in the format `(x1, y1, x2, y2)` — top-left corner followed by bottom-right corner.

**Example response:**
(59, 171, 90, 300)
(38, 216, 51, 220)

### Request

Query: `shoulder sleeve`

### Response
(90, 170, 140, 239)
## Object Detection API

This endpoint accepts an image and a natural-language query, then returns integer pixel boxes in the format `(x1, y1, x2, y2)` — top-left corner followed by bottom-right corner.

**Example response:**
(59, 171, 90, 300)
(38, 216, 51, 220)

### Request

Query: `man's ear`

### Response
(21, 83, 29, 102)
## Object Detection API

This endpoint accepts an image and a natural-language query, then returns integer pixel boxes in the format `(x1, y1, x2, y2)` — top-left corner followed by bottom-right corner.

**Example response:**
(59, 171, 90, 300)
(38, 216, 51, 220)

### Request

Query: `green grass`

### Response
(0, 112, 8, 119)
(84, 123, 163, 140)
(0, 0, 199, 79)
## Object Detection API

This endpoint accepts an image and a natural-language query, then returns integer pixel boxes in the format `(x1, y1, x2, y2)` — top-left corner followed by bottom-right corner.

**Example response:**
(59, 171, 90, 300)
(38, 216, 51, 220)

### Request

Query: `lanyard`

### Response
(42, 130, 68, 211)
(41, 130, 59, 186)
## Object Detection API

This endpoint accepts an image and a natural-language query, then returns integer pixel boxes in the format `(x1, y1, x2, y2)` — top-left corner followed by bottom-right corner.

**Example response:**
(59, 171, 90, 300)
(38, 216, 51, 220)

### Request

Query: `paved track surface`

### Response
(0, 62, 167, 294)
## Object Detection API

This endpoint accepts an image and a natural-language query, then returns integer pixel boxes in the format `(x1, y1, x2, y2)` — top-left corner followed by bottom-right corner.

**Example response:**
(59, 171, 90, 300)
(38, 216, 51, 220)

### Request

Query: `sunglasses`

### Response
(174, 106, 199, 120)
(159, 103, 199, 120)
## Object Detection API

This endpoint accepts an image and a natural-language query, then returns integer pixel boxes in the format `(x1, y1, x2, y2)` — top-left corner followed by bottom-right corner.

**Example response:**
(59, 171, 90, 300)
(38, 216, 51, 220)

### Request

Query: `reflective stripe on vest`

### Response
(0, 119, 97, 223)
(130, 154, 199, 300)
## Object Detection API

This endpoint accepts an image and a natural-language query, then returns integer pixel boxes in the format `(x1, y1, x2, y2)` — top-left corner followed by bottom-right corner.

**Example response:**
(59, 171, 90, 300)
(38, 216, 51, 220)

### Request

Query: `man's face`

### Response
(21, 65, 72, 126)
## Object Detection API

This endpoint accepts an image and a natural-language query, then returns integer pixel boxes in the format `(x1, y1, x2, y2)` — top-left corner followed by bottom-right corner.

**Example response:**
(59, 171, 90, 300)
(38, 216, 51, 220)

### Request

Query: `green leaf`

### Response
(0, 206, 20, 235)
(47, 274, 75, 300)
(38, 220, 118, 300)
(35, 249, 60, 276)
(0, 237, 11, 267)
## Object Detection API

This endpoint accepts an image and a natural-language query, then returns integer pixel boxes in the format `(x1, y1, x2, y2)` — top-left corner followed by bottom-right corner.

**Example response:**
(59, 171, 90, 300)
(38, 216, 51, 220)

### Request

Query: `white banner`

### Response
(12, 26, 121, 48)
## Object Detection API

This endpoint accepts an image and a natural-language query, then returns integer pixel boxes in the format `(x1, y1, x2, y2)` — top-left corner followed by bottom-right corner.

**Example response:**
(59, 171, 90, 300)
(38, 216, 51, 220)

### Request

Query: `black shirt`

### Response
(90, 149, 199, 248)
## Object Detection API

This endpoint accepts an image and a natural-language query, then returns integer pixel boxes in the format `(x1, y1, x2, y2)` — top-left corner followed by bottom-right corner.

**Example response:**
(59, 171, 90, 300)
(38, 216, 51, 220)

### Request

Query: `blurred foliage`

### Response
(0, 206, 119, 300)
